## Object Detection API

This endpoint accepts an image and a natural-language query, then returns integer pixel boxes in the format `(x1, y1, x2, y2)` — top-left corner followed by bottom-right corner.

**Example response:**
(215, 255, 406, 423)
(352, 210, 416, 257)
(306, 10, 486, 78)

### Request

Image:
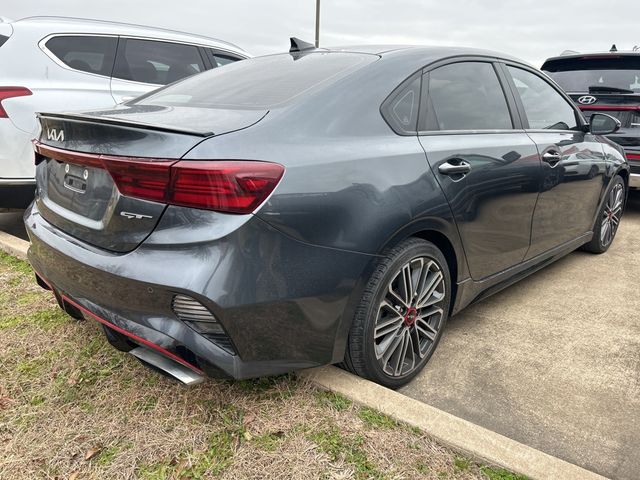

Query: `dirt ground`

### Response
(0, 252, 521, 480)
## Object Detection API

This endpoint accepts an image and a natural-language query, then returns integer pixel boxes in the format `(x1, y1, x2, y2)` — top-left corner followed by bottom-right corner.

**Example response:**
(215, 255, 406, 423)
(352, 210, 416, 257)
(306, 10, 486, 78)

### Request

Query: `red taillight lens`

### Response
(169, 161, 284, 213)
(627, 153, 640, 161)
(103, 157, 174, 202)
(0, 87, 32, 118)
(33, 142, 284, 214)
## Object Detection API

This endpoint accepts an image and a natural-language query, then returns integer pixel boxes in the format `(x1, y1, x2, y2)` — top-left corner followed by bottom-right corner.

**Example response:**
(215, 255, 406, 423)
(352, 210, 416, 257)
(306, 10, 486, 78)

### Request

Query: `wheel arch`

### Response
(331, 218, 469, 364)
(378, 219, 469, 288)
(617, 166, 630, 190)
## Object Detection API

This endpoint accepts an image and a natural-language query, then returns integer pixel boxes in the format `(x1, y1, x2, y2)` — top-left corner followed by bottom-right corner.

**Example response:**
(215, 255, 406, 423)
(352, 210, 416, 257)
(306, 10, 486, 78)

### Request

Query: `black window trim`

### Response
(39, 33, 248, 83)
(415, 56, 524, 136)
(380, 70, 424, 136)
(497, 61, 588, 134)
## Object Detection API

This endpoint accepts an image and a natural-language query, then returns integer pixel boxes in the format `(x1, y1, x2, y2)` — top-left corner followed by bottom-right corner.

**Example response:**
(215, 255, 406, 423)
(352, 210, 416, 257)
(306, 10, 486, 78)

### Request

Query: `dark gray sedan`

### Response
(25, 44, 629, 388)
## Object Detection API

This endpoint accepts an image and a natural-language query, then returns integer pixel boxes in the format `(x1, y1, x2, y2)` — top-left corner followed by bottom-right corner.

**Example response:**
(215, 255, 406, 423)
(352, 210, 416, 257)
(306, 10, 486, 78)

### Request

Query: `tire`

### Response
(582, 175, 625, 254)
(343, 238, 452, 389)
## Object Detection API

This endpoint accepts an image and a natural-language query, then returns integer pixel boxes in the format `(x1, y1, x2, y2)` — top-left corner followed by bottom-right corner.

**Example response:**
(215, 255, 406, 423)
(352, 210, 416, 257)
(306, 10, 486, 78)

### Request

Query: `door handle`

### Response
(438, 160, 471, 176)
(542, 151, 562, 164)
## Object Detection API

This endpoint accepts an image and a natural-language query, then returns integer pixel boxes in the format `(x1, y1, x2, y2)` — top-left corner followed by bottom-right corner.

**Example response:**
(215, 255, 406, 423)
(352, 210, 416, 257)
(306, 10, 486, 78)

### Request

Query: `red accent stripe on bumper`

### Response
(34, 271, 204, 375)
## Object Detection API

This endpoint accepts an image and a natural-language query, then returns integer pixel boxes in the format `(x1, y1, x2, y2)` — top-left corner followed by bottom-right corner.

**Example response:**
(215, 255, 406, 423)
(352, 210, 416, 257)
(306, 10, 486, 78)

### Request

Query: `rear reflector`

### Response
(34, 143, 284, 214)
(0, 87, 32, 118)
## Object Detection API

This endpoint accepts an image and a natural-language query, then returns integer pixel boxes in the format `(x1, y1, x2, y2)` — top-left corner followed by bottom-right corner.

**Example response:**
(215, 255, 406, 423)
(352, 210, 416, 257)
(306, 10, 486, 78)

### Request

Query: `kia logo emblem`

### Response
(578, 95, 597, 105)
(46, 128, 65, 142)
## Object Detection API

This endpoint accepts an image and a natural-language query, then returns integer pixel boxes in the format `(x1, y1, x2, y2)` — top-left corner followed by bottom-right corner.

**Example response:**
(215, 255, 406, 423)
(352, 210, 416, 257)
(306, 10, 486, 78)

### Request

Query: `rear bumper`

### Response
(25, 203, 372, 379)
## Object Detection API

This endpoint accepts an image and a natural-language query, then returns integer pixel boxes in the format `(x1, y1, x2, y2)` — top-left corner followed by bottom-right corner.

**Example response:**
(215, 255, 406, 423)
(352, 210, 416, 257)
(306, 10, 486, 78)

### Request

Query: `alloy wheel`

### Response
(600, 182, 624, 247)
(374, 256, 446, 377)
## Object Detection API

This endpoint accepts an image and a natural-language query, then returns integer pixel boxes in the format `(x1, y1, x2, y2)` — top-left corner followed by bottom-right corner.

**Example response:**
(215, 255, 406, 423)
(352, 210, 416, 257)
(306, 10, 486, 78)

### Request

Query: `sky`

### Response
(3, 0, 640, 67)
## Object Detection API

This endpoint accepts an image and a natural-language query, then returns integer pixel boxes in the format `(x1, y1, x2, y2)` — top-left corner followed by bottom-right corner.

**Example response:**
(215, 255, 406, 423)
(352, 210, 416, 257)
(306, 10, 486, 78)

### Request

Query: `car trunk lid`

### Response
(34, 106, 268, 253)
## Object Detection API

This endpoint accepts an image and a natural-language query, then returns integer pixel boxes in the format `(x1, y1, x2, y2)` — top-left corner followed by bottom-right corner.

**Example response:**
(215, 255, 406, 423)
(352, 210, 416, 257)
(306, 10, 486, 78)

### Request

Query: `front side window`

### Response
(45, 36, 117, 76)
(507, 66, 578, 130)
(113, 39, 206, 85)
(422, 62, 513, 131)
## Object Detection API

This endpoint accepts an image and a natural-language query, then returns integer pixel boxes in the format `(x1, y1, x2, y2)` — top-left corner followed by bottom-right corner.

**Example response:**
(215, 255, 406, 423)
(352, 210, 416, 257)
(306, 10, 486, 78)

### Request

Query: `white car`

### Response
(0, 16, 248, 208)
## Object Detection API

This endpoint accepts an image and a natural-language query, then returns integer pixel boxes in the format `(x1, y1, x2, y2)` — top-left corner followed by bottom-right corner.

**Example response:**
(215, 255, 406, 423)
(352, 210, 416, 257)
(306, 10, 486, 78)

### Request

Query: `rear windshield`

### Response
(0, 34, 9, 48)
(137, 52, 376, 109)
(542, 56, 640, 93)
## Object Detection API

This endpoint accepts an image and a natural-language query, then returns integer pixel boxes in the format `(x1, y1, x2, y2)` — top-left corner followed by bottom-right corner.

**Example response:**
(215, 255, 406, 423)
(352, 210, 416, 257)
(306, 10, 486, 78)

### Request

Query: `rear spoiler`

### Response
(37, 111, 214, 137)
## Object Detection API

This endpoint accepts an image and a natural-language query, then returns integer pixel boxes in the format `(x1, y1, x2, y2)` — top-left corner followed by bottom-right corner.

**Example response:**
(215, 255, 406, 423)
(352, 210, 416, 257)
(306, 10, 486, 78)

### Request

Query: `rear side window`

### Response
(423, 62, 513, 131)
(507, 66, 578, 130)
(113, 39, 206, 85)
(0, 34, 9, 48)
(45, 36, 117, 76)
(381, 74, 421, 134)
(206, 49, 244, 67)
(138, 52, 376, 109)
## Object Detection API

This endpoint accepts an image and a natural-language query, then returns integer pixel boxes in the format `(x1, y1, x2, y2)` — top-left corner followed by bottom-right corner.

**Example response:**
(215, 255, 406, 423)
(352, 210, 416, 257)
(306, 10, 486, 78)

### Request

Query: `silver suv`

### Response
(0, 16, 248, 208)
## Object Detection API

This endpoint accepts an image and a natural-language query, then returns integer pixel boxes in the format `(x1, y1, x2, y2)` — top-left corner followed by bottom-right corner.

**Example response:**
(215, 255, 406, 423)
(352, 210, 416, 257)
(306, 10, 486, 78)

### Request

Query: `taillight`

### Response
(169, 161, 284, 213)
(627, 153, 640, 161)
(34, 143, 284, 214)
(103, 157, 174, 202)
(0, 87, 32, 118)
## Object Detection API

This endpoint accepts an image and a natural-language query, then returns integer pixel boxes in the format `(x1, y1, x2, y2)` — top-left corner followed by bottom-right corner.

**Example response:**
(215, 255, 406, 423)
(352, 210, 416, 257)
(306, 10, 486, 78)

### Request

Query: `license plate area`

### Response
(63, 163, 89, 194)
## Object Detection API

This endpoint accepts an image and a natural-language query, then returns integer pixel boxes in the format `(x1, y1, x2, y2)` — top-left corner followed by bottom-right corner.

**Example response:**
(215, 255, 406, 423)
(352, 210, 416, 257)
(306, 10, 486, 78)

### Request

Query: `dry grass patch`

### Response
(0, 252, 524, 479)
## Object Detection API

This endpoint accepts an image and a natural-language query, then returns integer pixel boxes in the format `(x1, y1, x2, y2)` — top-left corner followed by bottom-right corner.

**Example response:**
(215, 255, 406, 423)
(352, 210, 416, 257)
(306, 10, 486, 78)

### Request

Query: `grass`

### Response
(358, 406, 399, 429)
(0, 251, 527, 479)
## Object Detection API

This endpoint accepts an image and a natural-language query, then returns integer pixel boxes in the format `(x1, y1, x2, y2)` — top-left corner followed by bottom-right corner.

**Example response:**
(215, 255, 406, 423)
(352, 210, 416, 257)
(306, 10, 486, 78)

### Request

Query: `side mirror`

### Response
(589, 113, 621, 135)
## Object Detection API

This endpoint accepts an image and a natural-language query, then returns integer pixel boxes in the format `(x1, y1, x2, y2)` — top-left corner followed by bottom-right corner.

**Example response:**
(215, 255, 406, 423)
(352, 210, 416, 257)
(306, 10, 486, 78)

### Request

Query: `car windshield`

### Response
(542, 56, 640, 93)
(136, 51, 376, 109)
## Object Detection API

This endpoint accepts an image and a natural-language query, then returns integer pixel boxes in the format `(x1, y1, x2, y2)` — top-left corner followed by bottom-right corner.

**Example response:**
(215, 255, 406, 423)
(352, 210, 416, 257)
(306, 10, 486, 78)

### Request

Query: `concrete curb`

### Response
(0, 230, 29, 260)
(301, 366, 607, 480)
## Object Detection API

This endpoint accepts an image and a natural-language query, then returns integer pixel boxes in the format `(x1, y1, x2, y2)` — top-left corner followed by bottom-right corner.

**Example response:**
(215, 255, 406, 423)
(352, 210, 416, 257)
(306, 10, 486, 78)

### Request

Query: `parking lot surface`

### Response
(401, 191, 640, 480)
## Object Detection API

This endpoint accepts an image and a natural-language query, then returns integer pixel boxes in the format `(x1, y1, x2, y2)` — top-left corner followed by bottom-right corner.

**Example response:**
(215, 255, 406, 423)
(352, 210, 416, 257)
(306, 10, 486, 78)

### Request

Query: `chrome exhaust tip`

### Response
(129, 347, 204, 386)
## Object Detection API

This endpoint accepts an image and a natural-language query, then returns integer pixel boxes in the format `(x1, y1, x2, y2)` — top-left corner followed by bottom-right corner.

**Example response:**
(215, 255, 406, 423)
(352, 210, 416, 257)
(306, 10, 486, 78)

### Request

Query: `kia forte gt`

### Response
(25, 44, 629, 388)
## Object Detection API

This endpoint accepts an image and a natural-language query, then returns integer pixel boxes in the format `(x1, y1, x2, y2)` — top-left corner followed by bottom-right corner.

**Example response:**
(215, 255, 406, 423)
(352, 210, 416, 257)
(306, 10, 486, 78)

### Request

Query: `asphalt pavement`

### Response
(401, 190, 640, 480)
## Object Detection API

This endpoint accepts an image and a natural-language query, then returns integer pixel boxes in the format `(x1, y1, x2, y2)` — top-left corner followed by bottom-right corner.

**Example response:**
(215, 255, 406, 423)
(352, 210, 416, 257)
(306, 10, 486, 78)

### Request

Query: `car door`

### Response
(501, 65, 607, 259)
(110, 38, 207, 103)
(418, 60, 542, 280)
